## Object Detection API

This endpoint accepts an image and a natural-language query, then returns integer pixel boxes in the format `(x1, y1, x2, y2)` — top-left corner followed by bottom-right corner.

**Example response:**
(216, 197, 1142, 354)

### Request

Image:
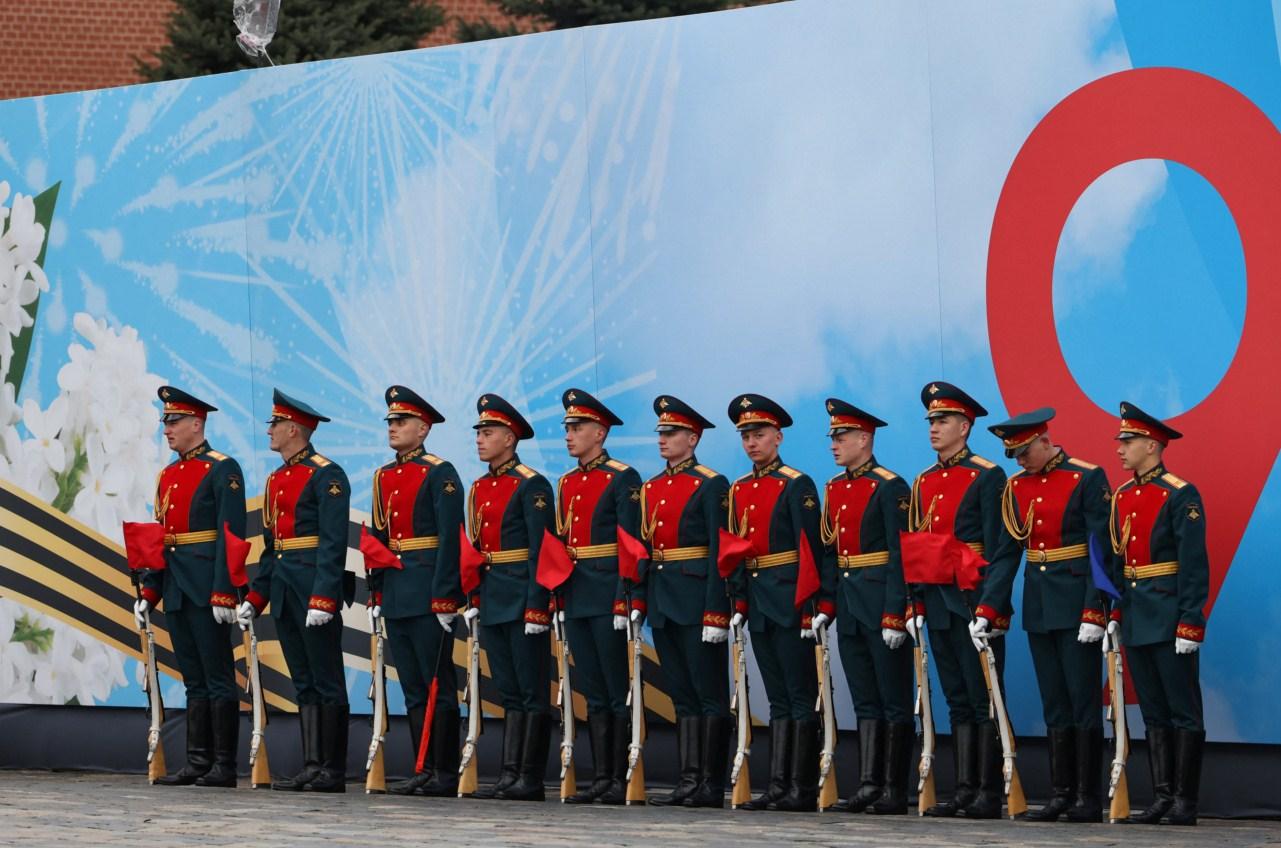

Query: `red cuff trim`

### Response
(612, 600, 627, 617)
(801, 613, 813, 630)
(881, 613, 906, 631)
(1109, 608, 1122, 623)
(525, 608, 551, 626)
(550, 594, 564, 612)
(367, 591, 383, 607)
(817, 600, 836, 618)
(735, 600, 749, 615)
(906, 601, 925, 619)
(630, 599, 647, 615)
(431, 598, 459, 614)
(993, 614, 1012, 631)
(209, 592, 236, 608)
(1175, 622, 1204, 642)
(309, 595, 338, 613)
(973, 604, 999, 623)
(703, 612, 729, 628)
(1081, 608, 1106, 627)
(140, 587, 162, 607)
(246, 590, 268, 613)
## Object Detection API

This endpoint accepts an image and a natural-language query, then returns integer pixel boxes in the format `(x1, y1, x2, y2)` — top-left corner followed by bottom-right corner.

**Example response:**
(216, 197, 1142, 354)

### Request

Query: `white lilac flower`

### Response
(0, 381, 19, 430)
(0, 182, 50, 379)
(20, 396, 68, 475)
(69, 438, 129, 532)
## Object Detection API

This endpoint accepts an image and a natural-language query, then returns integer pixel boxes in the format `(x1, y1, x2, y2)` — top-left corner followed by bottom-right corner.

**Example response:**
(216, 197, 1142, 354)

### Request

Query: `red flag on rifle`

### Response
(716, 529, 754, 579)
(459, 526, 485, 595)
(955, 543, 987, 591)
(794, 533, 820, 608)
(122, 522, 166, 571)
(536, 529, 574, 591)
(900, 531, 988, 589)
(617, 526, 648, 583)
(224, 522, 251, 588)
(360, 524, 401, 571)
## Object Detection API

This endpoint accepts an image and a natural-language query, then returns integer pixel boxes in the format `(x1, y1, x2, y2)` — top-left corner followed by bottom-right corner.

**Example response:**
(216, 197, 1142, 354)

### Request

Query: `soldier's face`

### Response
(928, 413, 969, 455)
(1117, 436, 1159, 471)
(163, 415, 203, 453)
(387, 417, 428, 453)
(475, 426, 515, 464)
(830, 429, 871, 467)
(658, 429, 698, 464)
(1016, 434, 1056, 471)
(564, 421, 606, 459)
(740, 426, 782, 466)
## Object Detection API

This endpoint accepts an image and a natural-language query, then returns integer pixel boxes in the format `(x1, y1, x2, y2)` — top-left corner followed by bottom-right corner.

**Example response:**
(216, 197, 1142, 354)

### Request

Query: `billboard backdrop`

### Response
(0, 0, 1277, 745)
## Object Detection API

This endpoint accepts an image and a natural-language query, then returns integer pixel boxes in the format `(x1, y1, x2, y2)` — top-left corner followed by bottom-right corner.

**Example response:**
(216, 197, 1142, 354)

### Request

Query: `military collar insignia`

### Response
(667, 457, 696, 476)
(397, 446, 425, 465)
(846, 458, 876, 480)
(181, 441, 211, 461)
(1137, 463, 1165, 485)
(1041, 449, 1066, 474)
(753, 458, 782, 478)
(492, 457, 519, 477)
(579, 451, 610, 473)
(942, 447, 970, 468)
(286, 444, 313, 466)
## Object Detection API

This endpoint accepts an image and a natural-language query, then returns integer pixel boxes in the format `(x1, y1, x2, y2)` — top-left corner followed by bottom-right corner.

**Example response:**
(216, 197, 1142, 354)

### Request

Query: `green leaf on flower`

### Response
(4, 181, 61, 397)
(13, 613, 55, 653)
(52, 436, 88, 513)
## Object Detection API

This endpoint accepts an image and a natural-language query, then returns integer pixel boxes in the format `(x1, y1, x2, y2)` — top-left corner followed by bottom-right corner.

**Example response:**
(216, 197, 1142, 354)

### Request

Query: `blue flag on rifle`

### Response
(1088, 534, 1120, 600)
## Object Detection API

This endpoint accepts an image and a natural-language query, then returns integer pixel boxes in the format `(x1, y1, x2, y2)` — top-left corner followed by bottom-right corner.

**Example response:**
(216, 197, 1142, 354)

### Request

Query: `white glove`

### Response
(1175, 637, 1200, 655)
(133, 598, 149, 630)
(525, 622, 549, 636)
(464, 606, 480, 623)
(702, 626, 729, 644)
(1077, 622, 1105, 644)
(236, 600, 257, 628)
(367, 604, 381, 630)
(305, 609, 333, 627)
(1107, 619, 1120, 637)
(906, 614, 926, 644)
(630, 608, 643, 623)
(882, 628, 907, 650)
(968, 616, 991, 651)
(437, 612, 457, 631)
(613, 615, 628, 631)
(808, 612, 830, 639)
(729, 612, 745, 629)
(212, 605, 236, 625)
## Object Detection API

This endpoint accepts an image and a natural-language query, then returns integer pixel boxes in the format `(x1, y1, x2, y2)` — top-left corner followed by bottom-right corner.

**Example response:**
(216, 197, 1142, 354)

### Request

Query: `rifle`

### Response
(729, 619, 753, 809)
(1104, 626, 1131, 822)
(364, 613, 388, 794)
(457, 609, 482, 797)
(815, 623, 839, 811)
(624, 603, 647, 805)
(133, 575, 167, 784)
(910, 605, 936, 815)
(978, 636, 1028, 818)
(241, 605, 272, 788)
(552, 599, 577, 801)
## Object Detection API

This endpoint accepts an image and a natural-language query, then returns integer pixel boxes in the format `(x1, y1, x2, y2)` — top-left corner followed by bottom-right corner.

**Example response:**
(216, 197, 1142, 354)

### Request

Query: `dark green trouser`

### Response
(169, 601, 237, 702)
(837, 617, 913, 724)
(386, 614, 458, 713)
(274, 590, 347, 706)
(928, 613, 1004, 727)
(652, 622, 729, 717)
(481, 620, 550, 714)
(1027, 628, 1102, 729)
(565, 614, 629, 715)
(1127, 641, 1203, 731)
(750, 618, 817, 721)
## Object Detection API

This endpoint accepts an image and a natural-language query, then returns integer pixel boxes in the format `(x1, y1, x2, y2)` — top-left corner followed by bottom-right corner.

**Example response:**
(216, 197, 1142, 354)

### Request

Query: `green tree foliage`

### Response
(456, 0, 779, 42)
(138, 0, 444, 81)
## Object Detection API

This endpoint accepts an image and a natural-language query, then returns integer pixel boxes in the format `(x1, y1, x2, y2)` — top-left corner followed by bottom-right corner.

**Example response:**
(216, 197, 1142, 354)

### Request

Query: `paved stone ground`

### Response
(1, 772, 1278, 848)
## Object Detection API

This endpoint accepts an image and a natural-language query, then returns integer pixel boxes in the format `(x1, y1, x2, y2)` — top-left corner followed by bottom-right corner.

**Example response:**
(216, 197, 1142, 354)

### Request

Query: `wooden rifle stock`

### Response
(624, 615, 647, 805)
(730, 630, 753, 809)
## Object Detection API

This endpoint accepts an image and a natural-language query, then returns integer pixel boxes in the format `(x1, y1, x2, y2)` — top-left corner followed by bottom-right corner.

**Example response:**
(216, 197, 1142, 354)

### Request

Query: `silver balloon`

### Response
(233, 0, 280, 61)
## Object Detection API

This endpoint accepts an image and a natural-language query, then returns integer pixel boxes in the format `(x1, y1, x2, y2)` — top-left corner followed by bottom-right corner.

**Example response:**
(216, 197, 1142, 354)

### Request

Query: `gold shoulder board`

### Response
(206, 450, 228, 461)
(606, 458, 630, 472)
(970, 455, 996, 470)
(1161, 472, 1188, 489)
(872, 466, 898, 481)
(424, 453, 444, 465)
(779, 465, 802, 479)
(311, 454, 332, 467)
(694, 464, 719, 478)
(1068, 457, 1099, 470)
(516, 464, 537, 479)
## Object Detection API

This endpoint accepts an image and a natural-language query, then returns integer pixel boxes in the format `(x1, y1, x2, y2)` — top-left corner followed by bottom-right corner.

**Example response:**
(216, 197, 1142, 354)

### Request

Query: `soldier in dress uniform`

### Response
(237, 389, 353, 793)
(908, 382, 1019, 819)
(723, 393, 824, 812)
(465, 393, 555, 802)
(368, 386, 465, 797)
(1111, 402, 1207, 826)
(136, 386, 246, 787)
(556, 389, 643, 806)
(816, 399, 914, 815)
(637, 395, 731, 808)
(987, 408, 1110, 822)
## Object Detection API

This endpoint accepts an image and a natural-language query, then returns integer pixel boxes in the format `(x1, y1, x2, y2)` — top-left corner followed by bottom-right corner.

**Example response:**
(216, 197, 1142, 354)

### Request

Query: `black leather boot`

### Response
(1064, 725, 1103, 822)
(960, 721, 1003, 819)
(596, 712, 632, 805)
(473, 711, 526, 799)
(305, 704, 349, 792)
(157, 697, 212, 785)
(273, 703, 322, 791)
(651, 715, 702, 806)
(195, 699, 239, 787)
(421, 708, 461, 797)
(1023, 726, 1075, 821)
(685, 715, 732, 808)
(739, 719, 791, 811)
(836, 718, 885, 812)
(924, 721, 977, 817)
(564, 712, 612, 804)
(497, 712, 550, 801)
(1125, 727, 1174, 824)
(388, 705, 431, 795)
(772, 718, 819, 812)
(1163, 729, 1203, 826)
(868, 721, 914, 814)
